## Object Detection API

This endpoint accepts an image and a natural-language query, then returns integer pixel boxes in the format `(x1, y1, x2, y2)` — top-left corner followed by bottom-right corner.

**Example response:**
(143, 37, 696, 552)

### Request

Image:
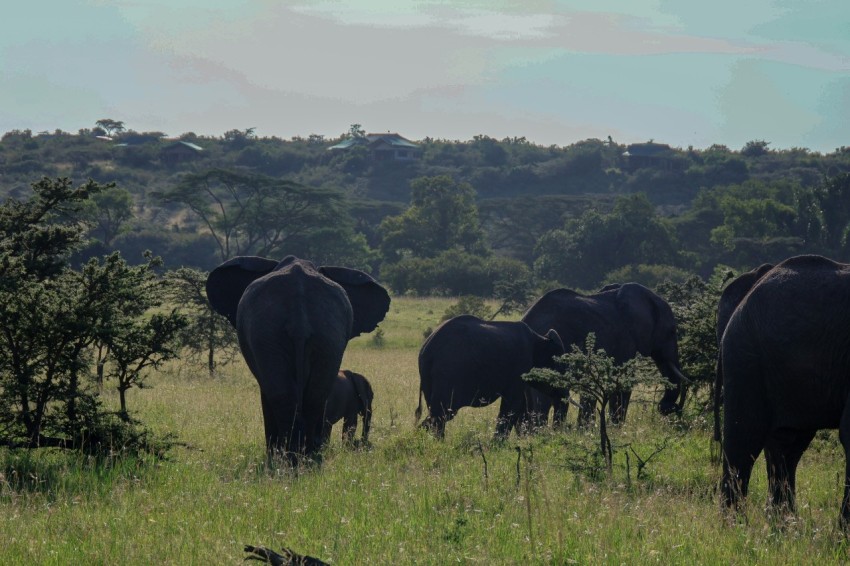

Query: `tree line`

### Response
(2, 125, 849, 292)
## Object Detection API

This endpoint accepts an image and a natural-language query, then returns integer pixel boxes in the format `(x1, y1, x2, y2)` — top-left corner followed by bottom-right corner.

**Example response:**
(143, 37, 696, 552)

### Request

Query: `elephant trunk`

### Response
(657, 360, 689, 415)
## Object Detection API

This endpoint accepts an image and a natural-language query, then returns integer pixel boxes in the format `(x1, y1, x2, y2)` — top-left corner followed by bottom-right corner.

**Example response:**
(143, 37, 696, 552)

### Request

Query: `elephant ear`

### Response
(319, 266, 391, 338)
(205, 256, 279, 327)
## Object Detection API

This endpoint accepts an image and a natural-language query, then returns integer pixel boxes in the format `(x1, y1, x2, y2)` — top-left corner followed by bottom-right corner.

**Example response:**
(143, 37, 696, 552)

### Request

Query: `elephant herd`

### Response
(206, 253, 850, 528)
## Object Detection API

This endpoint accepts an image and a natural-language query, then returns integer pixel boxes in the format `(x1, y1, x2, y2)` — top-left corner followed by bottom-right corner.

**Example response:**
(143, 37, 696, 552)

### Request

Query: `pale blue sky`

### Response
(1, 1, 847, 151)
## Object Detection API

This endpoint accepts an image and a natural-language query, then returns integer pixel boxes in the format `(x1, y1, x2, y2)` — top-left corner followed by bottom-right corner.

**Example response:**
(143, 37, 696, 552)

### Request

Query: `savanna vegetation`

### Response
(1, 297, 849, 564)
(3, 125, 850, 562)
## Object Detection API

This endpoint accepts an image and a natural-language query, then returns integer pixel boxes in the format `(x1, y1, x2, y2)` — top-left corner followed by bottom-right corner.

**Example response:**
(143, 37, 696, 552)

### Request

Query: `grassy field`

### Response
(2, 296, 850, 564)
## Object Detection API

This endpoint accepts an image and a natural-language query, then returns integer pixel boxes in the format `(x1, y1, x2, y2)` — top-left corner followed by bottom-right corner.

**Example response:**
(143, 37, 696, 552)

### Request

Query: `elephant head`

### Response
(611, 282, 687, 414)
(522, 283, 688, 422)
(205, 255, 390, 462)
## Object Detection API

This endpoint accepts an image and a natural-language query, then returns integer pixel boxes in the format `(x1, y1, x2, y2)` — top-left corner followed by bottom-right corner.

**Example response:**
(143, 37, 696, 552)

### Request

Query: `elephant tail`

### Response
(414, 384, 424, 424)
(713, 351, 723, 443)
(350, 372, 374, 444)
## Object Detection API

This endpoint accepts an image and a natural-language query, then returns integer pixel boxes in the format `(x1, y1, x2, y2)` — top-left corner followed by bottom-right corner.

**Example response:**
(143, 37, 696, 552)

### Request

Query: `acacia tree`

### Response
(95, 118, 126, 137)
(165, 267, 238, 376)
(155, 169, 370, 264)
(0, 177, 183, 454)
(525, 334, 664, 474)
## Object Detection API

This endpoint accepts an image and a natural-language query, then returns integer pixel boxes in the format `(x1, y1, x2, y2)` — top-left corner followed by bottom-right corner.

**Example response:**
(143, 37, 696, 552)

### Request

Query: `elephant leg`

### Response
(320, 420, 333, 448)
(261, 393, 305, 466)
(764, 429, 815, 513)
(260, 393, 277, 450)
(609, 389, 632, 425)
(342, 414, 358, 444)
(578, 395, 596, 427)
(721, 411, 768, 511)
(552, 399, 569, 428)
(839, 402, 850, 527)
(421, 403, 451, 439)
(495, 397, 522, 440)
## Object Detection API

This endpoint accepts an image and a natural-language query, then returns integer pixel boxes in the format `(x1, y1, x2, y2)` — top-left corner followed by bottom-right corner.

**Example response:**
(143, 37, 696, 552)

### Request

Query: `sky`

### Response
(1, 1, 848, 152)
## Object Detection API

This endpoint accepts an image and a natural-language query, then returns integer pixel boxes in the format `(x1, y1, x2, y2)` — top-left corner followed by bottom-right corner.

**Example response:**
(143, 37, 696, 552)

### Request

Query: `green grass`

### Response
(2, 296, 850, 564)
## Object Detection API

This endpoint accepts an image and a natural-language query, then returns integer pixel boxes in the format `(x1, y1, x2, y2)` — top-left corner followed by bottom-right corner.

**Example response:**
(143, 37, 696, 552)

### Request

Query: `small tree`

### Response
(657, 269, 729, 415)
(0, 177, 177, 455)
(525, 333, 664, 474)
(489, 270, 535, 320)
(441, 296, 493, 322)
(95, 119, 126, 137)
(80, 186, 135, 247)
(107, 311, 186, 419)
(165, 267, 238, 376)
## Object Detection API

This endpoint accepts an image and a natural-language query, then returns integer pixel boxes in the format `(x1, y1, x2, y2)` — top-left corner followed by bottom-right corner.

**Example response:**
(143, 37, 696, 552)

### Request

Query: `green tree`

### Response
(525, 334, 663, 474)
(809, 173, 850, 257)
(379, 175, 487, 263)
(165, 267, 238, 376)
(95, 118, 126, 137)
(0, 178, 178, 454)
(534, 193, 677, 289)
(106, 309, 186, 418)
(155, 169, 367, 263)
(80, 186, 135, 246)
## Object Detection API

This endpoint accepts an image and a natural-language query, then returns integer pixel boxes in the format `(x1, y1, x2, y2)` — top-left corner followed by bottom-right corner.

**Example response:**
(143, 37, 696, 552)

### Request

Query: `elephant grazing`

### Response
(416, 315, 564, 439)
(322, 369, 374, 446)
(720, 255, 850, 524)
(206, 256, 390, 464)
(521, 283, 687, 425)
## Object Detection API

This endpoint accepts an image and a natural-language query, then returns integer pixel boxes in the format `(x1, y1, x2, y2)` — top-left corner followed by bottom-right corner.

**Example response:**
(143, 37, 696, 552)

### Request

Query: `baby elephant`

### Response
(322, 370, 374, 446)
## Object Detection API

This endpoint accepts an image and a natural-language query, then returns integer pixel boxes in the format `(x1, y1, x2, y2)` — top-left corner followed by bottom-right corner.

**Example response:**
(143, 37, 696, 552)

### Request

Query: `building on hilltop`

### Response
(328, 133, 421, 161)
(622, 142, 678, 172)
(161, 140, 204, 164)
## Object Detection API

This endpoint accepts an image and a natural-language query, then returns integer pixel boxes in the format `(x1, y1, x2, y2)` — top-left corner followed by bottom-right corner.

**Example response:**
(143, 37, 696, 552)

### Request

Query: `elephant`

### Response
(415, 315, 564, 439)
(719, 255, 850, 523)
(521, 283, 687, 425)
(712, 263, 774, 442)
(206, 256, 390, 463)
(322, 370, 374, 446)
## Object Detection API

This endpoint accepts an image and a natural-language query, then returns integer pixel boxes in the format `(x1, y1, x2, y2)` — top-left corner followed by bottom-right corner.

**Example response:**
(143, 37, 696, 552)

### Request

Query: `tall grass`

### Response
(1, 297, 849, 563)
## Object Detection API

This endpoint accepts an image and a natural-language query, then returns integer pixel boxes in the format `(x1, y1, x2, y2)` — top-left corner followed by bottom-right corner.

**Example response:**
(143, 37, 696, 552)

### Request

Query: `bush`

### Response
(382, 250, 531, 297)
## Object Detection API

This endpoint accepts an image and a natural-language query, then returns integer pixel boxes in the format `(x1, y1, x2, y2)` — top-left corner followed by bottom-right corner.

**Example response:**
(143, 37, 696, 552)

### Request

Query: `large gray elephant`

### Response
(521, 283, 686, 425)
(416, 315, 564, 439)
(720, 255, 850, 523)
(206, 256, 390, 463)
(322, 370, 374, 446)
(713, 263, 774, 442)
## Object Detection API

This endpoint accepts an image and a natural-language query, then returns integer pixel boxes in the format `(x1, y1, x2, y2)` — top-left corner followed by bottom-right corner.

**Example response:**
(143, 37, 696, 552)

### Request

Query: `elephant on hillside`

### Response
(416, 315, 564, 439)
(206, 256, 390, 463)
(720, 255, 850, 523)
(521, 283, 687, 425)
(322, 370, 374, 446)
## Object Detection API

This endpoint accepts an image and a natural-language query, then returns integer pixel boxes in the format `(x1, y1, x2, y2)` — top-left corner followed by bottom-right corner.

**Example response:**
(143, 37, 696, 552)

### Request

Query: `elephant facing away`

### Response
(720, 255, 850, 524)
(206, 256, 390, 463)
(416, 315, 564, 439)
(521, 283, 686, 425)
(322, 370, 374, 446)
(713, 263, 774, 442)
